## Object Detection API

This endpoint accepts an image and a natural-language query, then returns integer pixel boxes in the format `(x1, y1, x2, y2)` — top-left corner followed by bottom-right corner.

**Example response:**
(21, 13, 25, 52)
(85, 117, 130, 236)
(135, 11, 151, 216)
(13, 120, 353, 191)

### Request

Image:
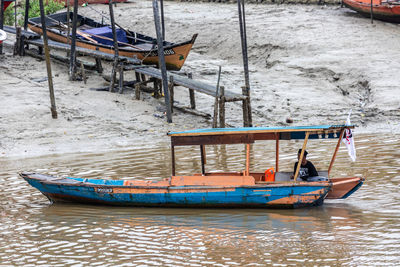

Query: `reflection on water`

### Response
(1, 134, 400, 265)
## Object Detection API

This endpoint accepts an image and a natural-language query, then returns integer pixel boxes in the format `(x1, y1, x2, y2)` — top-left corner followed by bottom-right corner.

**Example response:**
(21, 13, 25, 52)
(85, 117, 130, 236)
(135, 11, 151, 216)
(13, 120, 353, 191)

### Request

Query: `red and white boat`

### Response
(343, 0, 400, 23)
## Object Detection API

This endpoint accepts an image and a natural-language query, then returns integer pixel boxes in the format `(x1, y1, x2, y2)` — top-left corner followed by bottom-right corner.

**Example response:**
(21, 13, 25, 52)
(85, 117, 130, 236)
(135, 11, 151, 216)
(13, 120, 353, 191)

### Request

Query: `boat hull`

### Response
(28, 12, 197, 70)
(343, 0, 400, 23)
(21, 173, 331, 209)
(326, 176, 364, 199)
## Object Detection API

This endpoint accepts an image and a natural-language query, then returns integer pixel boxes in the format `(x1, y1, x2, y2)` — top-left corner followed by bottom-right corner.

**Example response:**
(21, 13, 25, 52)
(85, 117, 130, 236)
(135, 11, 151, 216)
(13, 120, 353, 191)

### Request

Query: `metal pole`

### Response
(24, 0, 29, 30)
(39, 0, 57, 119)
(0, 0, 4, 54)
(109, 0, 119, 92)
(69, 0, 79, 80)
(67, 0, 70, 44)
(153, 0, 172, 123)
(160, 0, 165, 40)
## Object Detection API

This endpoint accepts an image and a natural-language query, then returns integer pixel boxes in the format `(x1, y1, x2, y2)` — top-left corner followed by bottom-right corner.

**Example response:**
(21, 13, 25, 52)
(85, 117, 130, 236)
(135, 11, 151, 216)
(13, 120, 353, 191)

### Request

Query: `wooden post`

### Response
(237, 0, 252, 127)
(275, 132, 279, 172)
(39, 0, 57, 119)
(294, 132, 310, 181)
(153, 78, 159, 98)
(168, 75, 174, 113)
(171, 145, 176, 176)
(188, 72, 195, 109)
(66, 2, 70, 45)
(245, 144, 250, 176)
(328, 129, 345, 176)
(219, 86, 225, 128)
(135, 82, 141, 100)
(160, 0, 165, 40)
(24, 0, 30, 31)
(370, 0, 374, 24)
(153, 0, 172, 123)
(69, 0, 79, 80)
(95, 58, 103, 73)
(118, 65, 124, 93)
(200, 145, 206, 175)
(14, 27, 21, 56)
(212, 66, 222, 128)
(80, 62, 87, 84)
(109, 0, 119, 92)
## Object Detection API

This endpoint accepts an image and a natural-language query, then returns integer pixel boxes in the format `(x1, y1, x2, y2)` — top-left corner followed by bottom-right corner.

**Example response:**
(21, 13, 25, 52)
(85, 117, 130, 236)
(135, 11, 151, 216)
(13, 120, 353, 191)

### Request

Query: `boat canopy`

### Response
(168, 125, 354, 146)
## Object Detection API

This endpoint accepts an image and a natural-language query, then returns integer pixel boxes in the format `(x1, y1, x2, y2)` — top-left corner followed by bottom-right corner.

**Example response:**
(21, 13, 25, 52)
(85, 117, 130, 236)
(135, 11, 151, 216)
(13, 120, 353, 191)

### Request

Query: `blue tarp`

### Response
(80, 26, 128, 46)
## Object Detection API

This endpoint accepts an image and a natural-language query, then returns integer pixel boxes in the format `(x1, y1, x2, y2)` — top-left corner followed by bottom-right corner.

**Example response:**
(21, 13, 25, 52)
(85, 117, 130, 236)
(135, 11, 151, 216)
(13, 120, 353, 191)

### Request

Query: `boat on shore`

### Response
(343, 0, 400, 23)
(20, 125, 364, 209)
(28, 11, 197, 70)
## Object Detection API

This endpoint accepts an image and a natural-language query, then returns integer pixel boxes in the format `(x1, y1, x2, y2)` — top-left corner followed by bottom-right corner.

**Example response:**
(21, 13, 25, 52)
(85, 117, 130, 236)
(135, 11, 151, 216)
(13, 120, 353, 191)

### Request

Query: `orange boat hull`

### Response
(326, 176, 364, 199)
(343, 0, 400, 23)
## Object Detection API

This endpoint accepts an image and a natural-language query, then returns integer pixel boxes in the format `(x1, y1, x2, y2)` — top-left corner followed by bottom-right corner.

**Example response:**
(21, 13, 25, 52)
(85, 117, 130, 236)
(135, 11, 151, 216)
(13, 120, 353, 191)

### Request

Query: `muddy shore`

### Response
(1, 1, 399, 159)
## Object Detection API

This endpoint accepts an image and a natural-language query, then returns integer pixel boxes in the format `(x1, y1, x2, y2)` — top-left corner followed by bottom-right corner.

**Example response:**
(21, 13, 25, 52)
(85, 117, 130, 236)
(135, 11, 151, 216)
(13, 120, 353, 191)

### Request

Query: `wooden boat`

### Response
(58, 0, 127, 7)
(0, 29, 6, 45)
(20, 125, 364, 209)
(2, 0, 14, 11)
(343, 0, 400, 23)
(28, 11, 197, 70)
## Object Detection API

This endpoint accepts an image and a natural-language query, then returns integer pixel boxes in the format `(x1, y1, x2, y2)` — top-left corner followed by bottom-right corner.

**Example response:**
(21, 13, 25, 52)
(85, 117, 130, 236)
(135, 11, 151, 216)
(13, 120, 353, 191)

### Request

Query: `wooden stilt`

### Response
(39, 0, 57, 119)
(109, 0, 119, 92)
(69, 0, 79, 80)
(24, 0, 30, 31)
(188, 72, 196, 109)
(212, 66, 222, 128)
(168, 75, 174, 113)
(95, 58, 103, 73)
(135, 83, 141, 100)
(245, 143, 250, 176)
(80, 61, 87, 84)
(118, 64, 124, 93)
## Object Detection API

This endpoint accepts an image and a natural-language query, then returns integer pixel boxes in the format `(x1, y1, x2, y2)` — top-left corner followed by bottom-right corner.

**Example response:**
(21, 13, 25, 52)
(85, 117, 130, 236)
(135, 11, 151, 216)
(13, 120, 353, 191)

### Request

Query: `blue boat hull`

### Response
(21, 173, 331, 209)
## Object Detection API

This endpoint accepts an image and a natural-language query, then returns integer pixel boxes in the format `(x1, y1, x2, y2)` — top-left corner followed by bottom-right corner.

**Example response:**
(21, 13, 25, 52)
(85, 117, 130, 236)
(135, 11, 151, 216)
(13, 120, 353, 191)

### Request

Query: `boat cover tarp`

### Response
(80, 26, 128, 46)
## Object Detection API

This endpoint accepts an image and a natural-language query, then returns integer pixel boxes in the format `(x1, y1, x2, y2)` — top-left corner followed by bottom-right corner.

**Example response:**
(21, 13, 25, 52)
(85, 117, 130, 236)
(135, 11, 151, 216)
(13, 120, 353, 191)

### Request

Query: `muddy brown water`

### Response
(1, 133, 399, 265)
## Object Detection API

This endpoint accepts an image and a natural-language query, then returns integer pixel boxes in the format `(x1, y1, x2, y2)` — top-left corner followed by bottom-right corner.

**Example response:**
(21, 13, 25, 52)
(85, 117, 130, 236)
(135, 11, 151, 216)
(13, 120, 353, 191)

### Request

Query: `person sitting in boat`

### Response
(292, 149, 319, 181)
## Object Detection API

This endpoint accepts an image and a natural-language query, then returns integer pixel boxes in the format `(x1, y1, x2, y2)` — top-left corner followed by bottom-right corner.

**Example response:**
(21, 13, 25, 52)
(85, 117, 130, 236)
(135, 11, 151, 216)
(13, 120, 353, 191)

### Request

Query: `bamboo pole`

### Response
(275, 133, 279, 172)
(245, 144, 250, 176)
(39, 0, 57, 119)
(212, 66, 222, 128)
(69, 0, 78, 80)
(109, 0, 119, 92)
(328, 129, 345, 176)
(168, 75, 174, 113)
(293, 132, 310, 181)
(153, 0, 172, 123)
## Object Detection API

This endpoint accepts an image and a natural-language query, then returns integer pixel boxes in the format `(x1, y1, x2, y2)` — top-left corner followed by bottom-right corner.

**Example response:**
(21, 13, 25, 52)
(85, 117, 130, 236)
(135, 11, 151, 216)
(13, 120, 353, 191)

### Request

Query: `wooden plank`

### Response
(293, 132, 310, 181)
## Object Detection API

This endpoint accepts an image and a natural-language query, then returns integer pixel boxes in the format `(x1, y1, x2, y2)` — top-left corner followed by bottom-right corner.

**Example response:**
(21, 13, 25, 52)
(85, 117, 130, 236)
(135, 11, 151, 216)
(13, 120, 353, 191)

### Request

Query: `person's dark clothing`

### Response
(293, 161, 318, 181)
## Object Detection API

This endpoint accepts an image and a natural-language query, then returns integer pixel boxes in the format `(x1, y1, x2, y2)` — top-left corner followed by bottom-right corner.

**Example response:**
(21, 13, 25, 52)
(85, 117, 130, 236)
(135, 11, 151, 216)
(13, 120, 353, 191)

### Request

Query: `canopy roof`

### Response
(168, 125, 354, 146)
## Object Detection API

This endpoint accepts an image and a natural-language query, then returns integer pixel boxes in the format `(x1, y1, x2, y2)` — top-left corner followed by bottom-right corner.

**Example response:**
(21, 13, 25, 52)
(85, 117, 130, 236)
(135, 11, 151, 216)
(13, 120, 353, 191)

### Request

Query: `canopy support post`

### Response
(294, 132, 310, 181)
(171, 145, 176, 176)
(245, 144, 250, 176)
(200, 145, 206, 175)
(275, 133, 279, 172)
(328, 129, 345, 176)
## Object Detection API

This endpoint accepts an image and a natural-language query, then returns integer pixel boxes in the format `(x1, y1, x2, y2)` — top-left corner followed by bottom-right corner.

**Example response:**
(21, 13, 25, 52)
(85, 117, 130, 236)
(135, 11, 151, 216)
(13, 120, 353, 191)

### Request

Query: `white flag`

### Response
(342, 112, 356, 162)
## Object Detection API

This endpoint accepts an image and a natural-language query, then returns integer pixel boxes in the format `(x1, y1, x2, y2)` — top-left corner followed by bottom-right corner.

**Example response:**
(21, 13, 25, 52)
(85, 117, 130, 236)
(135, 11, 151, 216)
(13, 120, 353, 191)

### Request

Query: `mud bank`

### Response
(1, 1, 399, 159)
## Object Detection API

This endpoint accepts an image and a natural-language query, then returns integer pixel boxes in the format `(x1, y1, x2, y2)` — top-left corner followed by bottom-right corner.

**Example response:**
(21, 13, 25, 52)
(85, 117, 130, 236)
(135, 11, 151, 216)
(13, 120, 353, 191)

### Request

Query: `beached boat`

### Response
(0, 29, 6, 45)
(28, 11, 197, 70)
(20, 125, 364, 209)
(343, 0, 400, 23)
(2, 0, 14, 11)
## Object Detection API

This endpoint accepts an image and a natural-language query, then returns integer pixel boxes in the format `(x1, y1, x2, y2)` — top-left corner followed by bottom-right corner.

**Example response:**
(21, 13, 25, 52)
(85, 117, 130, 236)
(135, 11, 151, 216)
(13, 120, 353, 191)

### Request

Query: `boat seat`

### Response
(275, 171, 328, 181)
